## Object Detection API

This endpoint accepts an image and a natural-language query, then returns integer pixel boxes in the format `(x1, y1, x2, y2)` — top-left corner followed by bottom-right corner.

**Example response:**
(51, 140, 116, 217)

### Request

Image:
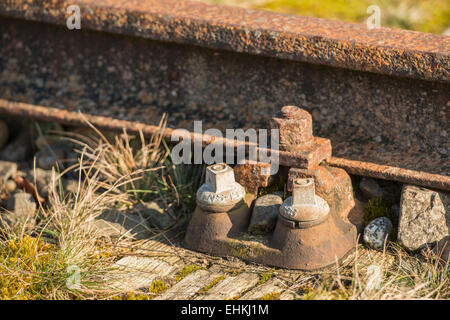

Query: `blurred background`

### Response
(204, 0, 449, 34)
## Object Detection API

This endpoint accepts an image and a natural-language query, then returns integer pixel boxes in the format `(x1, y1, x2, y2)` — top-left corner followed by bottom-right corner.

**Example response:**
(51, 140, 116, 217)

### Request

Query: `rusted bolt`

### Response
(280, 178, 329, 225)
(271, 105, 313, 151)
(196, 163, 246, 212)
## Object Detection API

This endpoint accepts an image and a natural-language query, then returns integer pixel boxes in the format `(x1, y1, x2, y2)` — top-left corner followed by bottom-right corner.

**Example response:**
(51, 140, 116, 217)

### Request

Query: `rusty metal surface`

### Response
(185, 183, 356, 270)
(1, 15, 448, 180)
(288, 165, 356, 222)
(1, 0, 449, 82)
(328, 157, 450, 192)
(1, 99, 449, 191)
(234, 161, 273, 195)
(271, 106, 332, 169)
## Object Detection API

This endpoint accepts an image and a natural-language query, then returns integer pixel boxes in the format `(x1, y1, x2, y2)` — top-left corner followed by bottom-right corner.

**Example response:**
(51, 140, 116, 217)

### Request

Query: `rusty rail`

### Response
(2, 99, 448, 191)
(0, 0, 449, 190)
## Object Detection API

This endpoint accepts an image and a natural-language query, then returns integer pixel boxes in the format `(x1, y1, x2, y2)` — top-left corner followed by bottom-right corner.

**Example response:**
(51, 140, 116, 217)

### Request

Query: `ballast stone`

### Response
(363, 217, 393, 251)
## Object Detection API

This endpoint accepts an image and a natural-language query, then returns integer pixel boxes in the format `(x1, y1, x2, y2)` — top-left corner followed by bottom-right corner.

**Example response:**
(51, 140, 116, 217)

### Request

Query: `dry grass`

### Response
(0, 117, 202, 299)
(288, 243, 449, 300)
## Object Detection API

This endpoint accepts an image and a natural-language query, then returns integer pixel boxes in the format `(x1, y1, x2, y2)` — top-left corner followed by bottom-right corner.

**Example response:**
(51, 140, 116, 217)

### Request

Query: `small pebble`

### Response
(363, 217, 393, 251)
(5, 180, 16, 192)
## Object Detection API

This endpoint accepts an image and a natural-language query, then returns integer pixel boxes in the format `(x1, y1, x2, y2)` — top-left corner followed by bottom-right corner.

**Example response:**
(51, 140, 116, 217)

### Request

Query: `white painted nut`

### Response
(196, 163, 246, 213)
(280, 178, 329, 223)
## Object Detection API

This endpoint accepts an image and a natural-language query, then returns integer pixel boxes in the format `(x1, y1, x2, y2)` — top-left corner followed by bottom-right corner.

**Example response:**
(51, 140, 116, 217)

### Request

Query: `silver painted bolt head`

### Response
(292, 178, 316, 206)
(205, 163, 236, 193)
(280, 177, 329, 223)
(196, 163, 246, 212)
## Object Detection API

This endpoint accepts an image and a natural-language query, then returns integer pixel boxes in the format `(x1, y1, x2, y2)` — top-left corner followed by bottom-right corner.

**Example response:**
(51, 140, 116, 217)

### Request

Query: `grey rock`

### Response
(398, 185, 449, 251)
(94, 209, 152, 240)
(359, 178, 383, 199)
(134, 201, 176, 230)
(348, 198, 366, 234)
(363, 217, 393, 250)
(0, 131, 31, 162)
(35, 146, 65, 170)
(0, 120, 9, 150)
(26, 168, 53, 199)
(248, 194, 283, 234)
(0, 160, 17, 185)
(3, 191, 37, 230)
(433, 236, 449, 263)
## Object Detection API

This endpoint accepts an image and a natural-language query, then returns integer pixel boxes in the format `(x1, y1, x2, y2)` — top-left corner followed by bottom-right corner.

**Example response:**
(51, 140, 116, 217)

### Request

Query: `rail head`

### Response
(1, 0, 449, 82)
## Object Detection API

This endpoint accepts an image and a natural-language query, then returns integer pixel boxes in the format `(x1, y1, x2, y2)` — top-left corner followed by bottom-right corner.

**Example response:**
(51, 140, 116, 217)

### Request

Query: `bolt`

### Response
(205, 163, 236, 193)
(270, 105, 313, 151)
(197, 163, 246, 212)
(280, 177, 329, 223)
(292, 178, 316, 206)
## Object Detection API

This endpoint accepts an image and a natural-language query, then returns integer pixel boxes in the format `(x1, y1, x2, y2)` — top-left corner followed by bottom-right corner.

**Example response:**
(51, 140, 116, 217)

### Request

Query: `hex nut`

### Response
(280, 178, 329, 223)
(292, 178, 316, 206)
(271, 106, 314, 150)
(196, 163, 246, 212)
(205, 163, 236, 193)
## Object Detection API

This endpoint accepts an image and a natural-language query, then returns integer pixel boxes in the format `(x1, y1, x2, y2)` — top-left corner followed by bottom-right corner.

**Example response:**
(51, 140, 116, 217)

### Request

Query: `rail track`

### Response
(0, 0, 449, 190)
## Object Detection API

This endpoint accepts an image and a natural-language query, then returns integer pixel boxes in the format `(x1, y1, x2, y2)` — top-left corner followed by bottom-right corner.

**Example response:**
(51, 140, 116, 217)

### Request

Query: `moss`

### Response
(149, 279, 167, 294)
(197, 276, 225, 295)
(364, 197, 398, 241)
(0, 235, 68, 300)
(364, 197, 394, 225)
(175, 265, 202, 282)
(260, 291, 280, 300)
(230, 270, 239, 277)
(258, 175, 285, 197)
(257, 272, 274, 286)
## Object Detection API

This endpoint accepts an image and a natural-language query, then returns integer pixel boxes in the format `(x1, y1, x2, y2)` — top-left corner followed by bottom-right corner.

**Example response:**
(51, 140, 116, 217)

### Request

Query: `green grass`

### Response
(206, 0, 449, 34)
